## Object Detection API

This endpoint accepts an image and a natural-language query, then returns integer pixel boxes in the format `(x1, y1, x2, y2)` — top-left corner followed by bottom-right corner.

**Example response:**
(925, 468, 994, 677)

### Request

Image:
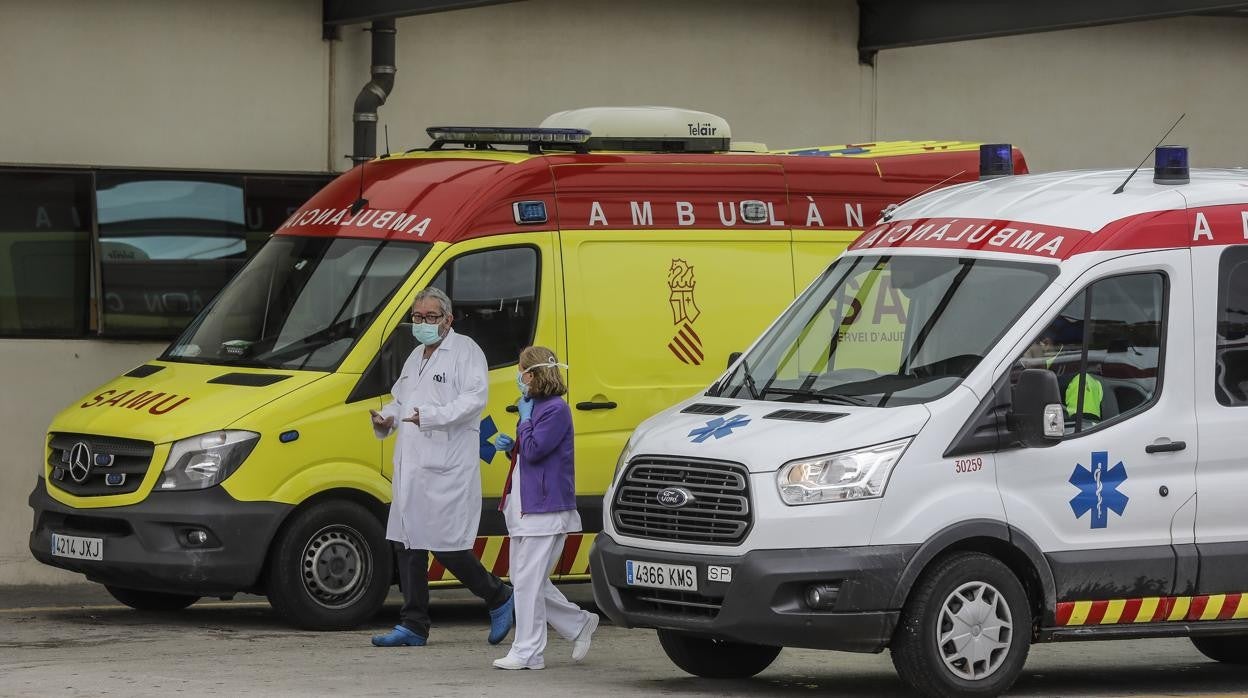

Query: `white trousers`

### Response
(505, 533, 592, 665)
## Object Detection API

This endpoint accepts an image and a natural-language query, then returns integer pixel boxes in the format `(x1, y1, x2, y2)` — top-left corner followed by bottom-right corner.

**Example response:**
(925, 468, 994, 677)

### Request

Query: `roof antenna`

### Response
(349, 161, 369, 215)
(1113, 113, 1185, 195)
(382, 124, 391, 158)
(880, 169, 966, 222)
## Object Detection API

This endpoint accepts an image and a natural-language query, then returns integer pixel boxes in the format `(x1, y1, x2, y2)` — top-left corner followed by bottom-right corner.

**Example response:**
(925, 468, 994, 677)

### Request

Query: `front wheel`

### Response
(890, 552, 1032, 698)
(1192, 635, 1248, 664)
(265, 500, 392, 630)
(657, 629, 781, 678)
(105, 585, 199, 611)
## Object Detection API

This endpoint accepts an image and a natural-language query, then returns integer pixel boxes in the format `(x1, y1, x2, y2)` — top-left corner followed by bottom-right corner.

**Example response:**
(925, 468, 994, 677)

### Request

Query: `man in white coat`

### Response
(368, 287, 515, 647)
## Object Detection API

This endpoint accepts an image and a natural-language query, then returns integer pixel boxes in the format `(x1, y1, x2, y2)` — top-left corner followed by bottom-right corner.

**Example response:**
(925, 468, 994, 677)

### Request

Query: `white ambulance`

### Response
(590, 145, 1248, 697)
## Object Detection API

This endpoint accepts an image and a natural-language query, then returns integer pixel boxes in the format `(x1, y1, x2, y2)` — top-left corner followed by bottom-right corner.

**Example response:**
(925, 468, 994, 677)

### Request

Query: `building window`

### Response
(1216, 247, 1248, 406)
(95, 172, 248, 336)
(432, 246, 539, 368)
(0, 167, 332, 339)
(0, 171, 92, 337)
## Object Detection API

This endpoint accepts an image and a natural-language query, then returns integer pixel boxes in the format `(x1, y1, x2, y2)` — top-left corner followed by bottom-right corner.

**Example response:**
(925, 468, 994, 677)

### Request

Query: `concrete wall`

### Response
(331, 0, 872, 158)
(0, 0, 329, 171)
(875, 16, 1248, 171)
(0, 341, 165, 584)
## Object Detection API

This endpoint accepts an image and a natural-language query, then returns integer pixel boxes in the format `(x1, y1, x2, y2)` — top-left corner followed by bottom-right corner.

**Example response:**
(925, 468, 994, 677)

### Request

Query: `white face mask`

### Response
(517, 361, 569, 397)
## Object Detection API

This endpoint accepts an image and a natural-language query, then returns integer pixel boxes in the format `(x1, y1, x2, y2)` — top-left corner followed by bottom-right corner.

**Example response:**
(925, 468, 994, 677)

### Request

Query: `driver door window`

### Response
(1014, 272, 1165, 435)
(431, 246, 538, 369)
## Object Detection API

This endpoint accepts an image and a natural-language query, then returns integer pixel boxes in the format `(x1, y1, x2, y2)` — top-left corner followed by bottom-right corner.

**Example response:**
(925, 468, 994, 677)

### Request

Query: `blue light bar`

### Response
(1154, 145, 1189, 185)
(979, 143, 1013, 180)
(426, 126, 591, 147)
(513, 200, 548, 225)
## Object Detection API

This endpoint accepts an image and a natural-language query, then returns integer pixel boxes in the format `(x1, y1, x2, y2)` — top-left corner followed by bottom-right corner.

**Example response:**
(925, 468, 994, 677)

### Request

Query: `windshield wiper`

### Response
(763, 386, 871, 406)
(710, 356, 761, 399)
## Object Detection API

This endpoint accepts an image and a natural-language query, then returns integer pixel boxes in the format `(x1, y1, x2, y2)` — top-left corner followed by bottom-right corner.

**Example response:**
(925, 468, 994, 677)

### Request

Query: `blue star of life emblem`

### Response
(479, 416, 499, 463)
(688, 414, 751, 443)
(1069, 450, 1128, 529)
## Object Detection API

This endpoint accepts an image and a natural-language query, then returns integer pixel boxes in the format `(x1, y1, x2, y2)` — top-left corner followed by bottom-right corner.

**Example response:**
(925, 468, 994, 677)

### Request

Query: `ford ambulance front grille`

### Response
(612, 457, 751, 545)
(47, 433, 153, 496)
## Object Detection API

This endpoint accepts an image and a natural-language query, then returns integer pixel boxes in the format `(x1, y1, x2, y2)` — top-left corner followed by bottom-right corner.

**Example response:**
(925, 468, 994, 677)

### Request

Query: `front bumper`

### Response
(590, 533, 918, 653)
(29, 479, 291, 596)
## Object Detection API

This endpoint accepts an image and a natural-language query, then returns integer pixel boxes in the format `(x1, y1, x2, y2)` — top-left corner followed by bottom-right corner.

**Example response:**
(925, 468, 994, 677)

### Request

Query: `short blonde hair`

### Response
(520, 346, 566, 398)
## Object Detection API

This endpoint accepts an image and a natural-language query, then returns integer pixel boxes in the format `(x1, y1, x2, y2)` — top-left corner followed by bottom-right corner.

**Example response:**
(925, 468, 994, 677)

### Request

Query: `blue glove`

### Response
(494, 433, 515, 453)
(517, 397, 534, 423)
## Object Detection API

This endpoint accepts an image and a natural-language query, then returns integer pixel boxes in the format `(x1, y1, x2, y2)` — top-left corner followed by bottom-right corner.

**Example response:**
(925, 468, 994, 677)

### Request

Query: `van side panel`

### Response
(559, 227, 794, 495)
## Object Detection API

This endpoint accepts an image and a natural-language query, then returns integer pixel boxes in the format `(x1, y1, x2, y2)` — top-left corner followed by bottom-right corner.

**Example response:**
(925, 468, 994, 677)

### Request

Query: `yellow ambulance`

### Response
(28, 107, 1021, 628)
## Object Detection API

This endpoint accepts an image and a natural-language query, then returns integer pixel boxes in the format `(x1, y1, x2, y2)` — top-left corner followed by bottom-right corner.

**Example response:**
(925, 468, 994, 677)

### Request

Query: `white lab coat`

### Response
(374, 329, 489, 551)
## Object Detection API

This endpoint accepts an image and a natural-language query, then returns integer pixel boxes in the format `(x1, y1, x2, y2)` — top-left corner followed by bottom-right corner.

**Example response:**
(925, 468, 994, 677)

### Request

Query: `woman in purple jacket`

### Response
(490, 346, 599, 670)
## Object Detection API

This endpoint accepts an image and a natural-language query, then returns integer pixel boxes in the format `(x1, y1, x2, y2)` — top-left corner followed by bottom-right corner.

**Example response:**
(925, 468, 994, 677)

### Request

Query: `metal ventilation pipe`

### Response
(351, 19, 396, 165)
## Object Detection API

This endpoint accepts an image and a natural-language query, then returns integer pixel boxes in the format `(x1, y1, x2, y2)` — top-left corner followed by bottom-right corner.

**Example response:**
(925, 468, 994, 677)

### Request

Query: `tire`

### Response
(105, 585, 199, 611)
(657, 629, 781, 679)
(891, 552, 1032, 698)
(1192, 635, 1248, 664)
(265, 500, 392, 630)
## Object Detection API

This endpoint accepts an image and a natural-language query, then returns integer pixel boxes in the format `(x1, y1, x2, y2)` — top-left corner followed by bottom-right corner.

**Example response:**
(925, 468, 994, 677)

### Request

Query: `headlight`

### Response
(159, 430, 259, 491)
(776, 437, 912, 505)
(612, 434, 638, 484)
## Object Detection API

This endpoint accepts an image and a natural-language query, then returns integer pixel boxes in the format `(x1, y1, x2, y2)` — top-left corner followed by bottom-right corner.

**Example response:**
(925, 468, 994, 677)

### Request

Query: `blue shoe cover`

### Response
(488, 593, 516, 645)
(372, 625, 427, 647)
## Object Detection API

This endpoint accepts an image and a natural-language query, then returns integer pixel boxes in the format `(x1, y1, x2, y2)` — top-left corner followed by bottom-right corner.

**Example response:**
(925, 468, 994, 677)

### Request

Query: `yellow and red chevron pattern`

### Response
(1056, 593, 1248, 626)
(427, 533, 596, 585)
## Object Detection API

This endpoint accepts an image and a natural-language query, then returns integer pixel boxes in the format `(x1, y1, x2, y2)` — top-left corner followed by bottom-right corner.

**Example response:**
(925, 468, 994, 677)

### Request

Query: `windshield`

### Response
(712, 254, 1057, 407)
(163, 236, 429, 370)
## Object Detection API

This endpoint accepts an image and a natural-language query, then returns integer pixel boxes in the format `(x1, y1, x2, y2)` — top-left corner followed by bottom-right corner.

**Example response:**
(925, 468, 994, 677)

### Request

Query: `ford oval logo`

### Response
(656, 487, 695, 509)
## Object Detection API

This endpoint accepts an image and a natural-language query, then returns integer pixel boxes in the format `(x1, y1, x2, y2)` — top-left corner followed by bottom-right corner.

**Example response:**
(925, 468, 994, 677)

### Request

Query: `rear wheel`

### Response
(105, 585, 199, 611)
(265, 500, 392, 630)
(1192, 635, 1248, 664)
(657, 629, 781, 678)
(891, 552, 1031, 698)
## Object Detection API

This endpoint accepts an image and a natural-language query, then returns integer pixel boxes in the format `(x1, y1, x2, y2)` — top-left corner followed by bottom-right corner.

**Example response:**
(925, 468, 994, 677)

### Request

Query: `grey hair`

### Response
(413, 287, 453, 317)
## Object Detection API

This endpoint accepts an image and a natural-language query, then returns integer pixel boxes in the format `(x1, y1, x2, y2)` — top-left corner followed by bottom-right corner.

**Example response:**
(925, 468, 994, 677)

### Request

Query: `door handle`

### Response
(1145, 440, 1187, 454)
(576, 401, 618, 411)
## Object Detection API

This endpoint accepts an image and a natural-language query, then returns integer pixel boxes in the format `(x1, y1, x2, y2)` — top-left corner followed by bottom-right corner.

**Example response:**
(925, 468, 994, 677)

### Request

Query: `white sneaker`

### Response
(493, 655, 544, 671)
(572, 613, 599, 662)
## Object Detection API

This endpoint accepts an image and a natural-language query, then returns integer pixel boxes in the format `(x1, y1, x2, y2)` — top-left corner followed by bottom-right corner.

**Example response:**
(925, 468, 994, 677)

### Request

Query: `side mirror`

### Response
(1009, 368, 1063, 448)
(727, 351, 742, 370)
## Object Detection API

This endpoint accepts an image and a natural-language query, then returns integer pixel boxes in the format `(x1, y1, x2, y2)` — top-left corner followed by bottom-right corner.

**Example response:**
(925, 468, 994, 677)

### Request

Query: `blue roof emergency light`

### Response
(1154, 145, 1190, 185)
(979, 144, 1014, 180)
(512, 200, 548, 225)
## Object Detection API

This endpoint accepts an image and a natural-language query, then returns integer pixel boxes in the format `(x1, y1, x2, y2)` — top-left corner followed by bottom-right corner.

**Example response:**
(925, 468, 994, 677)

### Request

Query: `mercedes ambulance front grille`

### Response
(47, 433, 154, 496)
(612, 457, 751, 545)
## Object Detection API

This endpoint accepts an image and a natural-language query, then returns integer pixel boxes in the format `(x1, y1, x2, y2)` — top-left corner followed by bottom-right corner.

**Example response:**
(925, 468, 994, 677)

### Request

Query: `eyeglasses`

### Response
(409, 312, 445, 324)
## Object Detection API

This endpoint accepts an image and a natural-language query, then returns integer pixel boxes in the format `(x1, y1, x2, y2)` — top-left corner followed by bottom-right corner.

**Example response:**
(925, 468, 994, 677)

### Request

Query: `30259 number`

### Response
(954, 457, 984, 473)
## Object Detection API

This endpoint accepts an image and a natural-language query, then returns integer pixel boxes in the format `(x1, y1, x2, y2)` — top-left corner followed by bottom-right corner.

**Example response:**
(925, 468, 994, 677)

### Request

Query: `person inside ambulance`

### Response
(1022, 317, 1108, 428)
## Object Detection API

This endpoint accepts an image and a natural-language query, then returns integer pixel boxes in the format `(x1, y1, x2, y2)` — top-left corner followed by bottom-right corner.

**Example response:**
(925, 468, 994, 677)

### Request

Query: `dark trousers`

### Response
(396, 546, 510, 637)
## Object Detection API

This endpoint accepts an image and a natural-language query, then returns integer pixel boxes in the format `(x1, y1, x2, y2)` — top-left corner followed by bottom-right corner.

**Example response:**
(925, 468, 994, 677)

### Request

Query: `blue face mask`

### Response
(411, 323, 442, 346)
(516, 371, 529, 397)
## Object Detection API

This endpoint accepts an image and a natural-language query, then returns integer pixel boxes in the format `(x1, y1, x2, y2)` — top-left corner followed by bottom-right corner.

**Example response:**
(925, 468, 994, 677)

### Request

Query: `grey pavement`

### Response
(1, 583, 1247, 697)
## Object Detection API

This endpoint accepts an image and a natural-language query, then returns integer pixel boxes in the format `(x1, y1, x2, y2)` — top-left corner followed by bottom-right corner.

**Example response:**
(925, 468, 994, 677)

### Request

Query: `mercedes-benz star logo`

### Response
(656, 487, 695, 509)
(68, 442, 93, 484)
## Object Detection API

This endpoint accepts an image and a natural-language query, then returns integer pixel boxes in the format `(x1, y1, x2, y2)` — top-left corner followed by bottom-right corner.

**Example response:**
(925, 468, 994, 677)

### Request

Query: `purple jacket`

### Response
(515, 396, 576, 514)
